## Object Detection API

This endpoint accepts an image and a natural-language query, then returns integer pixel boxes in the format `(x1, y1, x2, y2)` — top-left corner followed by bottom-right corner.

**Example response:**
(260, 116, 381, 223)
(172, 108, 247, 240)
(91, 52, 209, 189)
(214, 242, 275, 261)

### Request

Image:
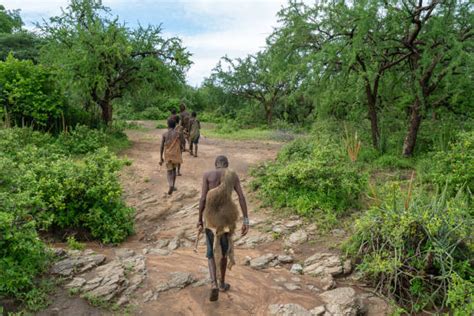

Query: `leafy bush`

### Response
(424, 131, 474, 194)
(252, 138, 367, 226)
(0, 128, 134, 243)
(57, 124, 105, 154)
(0, 54, 63, 128)
(0, 212, 51, 300)
(345, 183, 473, 313)
(373, 154, 414, 170)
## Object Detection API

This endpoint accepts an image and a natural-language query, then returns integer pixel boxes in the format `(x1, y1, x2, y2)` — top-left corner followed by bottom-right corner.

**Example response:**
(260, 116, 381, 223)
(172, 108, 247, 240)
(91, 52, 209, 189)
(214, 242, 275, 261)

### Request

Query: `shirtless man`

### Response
(160, 119, 184, 195)
(179, 103, 191, 147)
(188, 111, 201, 157)
(197, 156, 249, 301)
(168, 108, 180, 125)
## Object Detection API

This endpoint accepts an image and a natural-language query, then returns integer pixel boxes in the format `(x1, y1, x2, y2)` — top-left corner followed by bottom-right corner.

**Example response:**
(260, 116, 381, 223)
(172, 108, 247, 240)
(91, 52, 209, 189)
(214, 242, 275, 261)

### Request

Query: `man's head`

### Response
(179, 103, 186, 112)
(171, 108, 177, 115)
(192, 111, 197, 118)
(167, 118, 176, 129)
(215, 155, 229, 168)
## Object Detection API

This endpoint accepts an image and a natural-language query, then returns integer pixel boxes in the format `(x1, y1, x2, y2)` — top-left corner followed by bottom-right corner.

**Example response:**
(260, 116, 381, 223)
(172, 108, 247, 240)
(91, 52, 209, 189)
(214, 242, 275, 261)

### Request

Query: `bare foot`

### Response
(210, 287, 219, 301)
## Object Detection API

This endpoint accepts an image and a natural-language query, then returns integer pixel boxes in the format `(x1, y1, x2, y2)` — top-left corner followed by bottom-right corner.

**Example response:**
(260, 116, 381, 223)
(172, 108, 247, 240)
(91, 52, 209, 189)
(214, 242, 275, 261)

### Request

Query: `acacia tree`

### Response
(40, 0, 191, 124)
(211, 46, 303, 125)
(396, 0, 473, 156)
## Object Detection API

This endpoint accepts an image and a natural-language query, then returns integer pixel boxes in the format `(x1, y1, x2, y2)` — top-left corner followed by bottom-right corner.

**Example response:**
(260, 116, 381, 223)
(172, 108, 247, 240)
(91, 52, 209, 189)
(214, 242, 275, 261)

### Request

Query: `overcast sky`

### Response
(3, 0, 297, 86)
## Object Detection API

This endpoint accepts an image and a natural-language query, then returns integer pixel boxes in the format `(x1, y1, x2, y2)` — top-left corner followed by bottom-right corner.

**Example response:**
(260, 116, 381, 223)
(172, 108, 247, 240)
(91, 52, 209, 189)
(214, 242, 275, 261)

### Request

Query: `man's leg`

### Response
(177, 164, 182, 176)
(205, 229, 219, 301)
(171, 167, 177, 190)
(189, 142, 194, 155)
(219, 233, 230, 291)
(166, 169, 174, 195)
(194, 143, 198, 157)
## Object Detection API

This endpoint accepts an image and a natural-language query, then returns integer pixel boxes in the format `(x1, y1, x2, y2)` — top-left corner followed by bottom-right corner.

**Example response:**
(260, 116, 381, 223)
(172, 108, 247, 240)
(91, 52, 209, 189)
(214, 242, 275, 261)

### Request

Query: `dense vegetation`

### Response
(1, 0, 472, 314)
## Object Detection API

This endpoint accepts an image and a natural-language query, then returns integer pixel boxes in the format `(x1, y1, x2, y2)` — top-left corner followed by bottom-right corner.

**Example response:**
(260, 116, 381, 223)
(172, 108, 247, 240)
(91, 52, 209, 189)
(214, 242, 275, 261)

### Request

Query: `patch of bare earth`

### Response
(38, 121, 390, 316)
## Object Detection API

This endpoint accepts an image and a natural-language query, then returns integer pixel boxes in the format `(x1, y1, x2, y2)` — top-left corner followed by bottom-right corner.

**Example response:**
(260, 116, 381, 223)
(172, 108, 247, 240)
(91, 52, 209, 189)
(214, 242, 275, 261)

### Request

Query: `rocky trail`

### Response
(40, 121, 390, 316)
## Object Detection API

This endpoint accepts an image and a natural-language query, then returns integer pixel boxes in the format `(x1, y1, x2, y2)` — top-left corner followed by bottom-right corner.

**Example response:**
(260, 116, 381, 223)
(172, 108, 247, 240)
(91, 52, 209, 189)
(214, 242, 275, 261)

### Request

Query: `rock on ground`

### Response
(268, 303, 313, 316)
(249, 253, 277, 270)
(285, 230, 308, 246)
(51, 250, 106, 277)
(320, 287, 360, 316)
(155, 272, 196, 292)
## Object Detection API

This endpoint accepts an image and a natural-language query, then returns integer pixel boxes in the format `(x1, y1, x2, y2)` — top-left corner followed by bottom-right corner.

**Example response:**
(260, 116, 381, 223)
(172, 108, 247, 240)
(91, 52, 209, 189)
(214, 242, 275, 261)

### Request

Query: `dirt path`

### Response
(39, 121, 390, 316)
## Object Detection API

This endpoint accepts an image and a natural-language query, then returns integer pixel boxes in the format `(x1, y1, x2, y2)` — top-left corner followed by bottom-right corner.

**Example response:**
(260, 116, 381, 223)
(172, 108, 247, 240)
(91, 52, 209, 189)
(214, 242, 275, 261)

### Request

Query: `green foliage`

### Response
(0, 5, 22, 34)
(423, 131, 474, 194)
(0, 127, 134, 243)
(66, 236, 85, 251)
(0, 54, 63, 127)
(345, 184, 473, 312)
(447, 273, 474, 316)
(40, 0, 191, 124)
(252, 138, 367, 226)
(0, 211, 51, 301)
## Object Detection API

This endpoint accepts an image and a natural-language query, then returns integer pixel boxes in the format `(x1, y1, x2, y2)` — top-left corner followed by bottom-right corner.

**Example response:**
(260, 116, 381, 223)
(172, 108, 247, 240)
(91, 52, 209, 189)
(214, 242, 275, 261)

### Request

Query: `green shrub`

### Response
(424, 131, 474, 194)
(345, 183, 473, 312)
(57, 124, 105, 154)
(252, 139, 367, 226)
(0, 212, 51, 300)
(0, 128, 134, 243)
(373, 154, 414, 170)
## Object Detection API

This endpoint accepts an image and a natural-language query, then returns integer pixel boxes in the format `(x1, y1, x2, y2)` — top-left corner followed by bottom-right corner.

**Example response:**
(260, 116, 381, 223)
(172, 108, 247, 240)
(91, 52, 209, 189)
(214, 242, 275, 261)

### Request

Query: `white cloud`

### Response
(4, 0, 295, 86)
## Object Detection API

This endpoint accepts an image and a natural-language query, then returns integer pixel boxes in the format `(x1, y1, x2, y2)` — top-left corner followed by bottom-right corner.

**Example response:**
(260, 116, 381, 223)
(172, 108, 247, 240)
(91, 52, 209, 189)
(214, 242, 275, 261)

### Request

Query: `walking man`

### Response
(197, 155, 249, 301)
(189, 111, 201, 157)
(160, 119, 184, 195)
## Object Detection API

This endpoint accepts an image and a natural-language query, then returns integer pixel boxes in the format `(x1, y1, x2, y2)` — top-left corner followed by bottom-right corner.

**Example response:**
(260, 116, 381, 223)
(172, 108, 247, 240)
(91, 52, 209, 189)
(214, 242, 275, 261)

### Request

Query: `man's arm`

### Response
(160, 134, 165, 163)
(234, 175, 249, 236)
(197, 173, 209, 230)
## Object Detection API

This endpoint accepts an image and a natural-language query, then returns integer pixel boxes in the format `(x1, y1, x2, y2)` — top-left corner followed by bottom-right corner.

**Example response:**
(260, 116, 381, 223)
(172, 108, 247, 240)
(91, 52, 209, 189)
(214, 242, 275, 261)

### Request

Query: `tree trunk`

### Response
(402, 98, 422, 157)
(264, 103, 273, 125)
(365, 84, 380, 149)
(100, 100, 113, 125)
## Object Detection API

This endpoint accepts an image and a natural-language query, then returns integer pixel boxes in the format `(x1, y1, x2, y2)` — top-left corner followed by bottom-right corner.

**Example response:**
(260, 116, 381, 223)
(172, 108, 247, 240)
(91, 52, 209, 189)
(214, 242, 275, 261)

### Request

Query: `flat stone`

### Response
(250, 253, 277, 270)
(310, 306, 326, 316)
(115, 248, 135, 259)
(167, 237, 180, 251)
(290, 264, 303, 274)
(143, 290, 158, 302)
(283, 283, 301, 291)
(320, 287, 358, 316)
(155, 272, 196, 292)
(277, 255, 294, 264)
(320, 274, 336, 291)
(303, 264, 325, 276)
(268, 303, 312, 316)
(51, 253, 106, 277)
(284, 220, 302, 228)
(65, 277, 86, 289)
(154, 239, 170, 249)
(291, 277, 301, 282)
(149, 248, 170, 256)
(287, 230, 308, 245)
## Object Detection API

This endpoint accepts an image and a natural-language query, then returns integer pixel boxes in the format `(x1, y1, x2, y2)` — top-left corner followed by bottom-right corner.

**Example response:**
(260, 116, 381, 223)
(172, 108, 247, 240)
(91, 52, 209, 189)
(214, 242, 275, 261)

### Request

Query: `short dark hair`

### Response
(215, 155, 229, 168)
(167, 118, 176, 129)
(192, 111, 197, 117)
(180, 103, 186, 111)
(171, 109, 177, 115)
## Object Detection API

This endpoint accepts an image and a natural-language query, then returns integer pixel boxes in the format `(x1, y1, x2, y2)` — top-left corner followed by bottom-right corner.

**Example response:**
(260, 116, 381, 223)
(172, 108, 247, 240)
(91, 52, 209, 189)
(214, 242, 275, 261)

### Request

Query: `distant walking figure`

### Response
(160, 119, 184, 195)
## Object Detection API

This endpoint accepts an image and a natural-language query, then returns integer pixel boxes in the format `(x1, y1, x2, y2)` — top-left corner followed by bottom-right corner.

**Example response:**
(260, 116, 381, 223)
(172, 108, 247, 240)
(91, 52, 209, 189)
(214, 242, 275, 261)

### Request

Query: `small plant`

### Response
(343, 125, 361, 162)
(345, 184, 473, 313)
(66, 236, 85, 251)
